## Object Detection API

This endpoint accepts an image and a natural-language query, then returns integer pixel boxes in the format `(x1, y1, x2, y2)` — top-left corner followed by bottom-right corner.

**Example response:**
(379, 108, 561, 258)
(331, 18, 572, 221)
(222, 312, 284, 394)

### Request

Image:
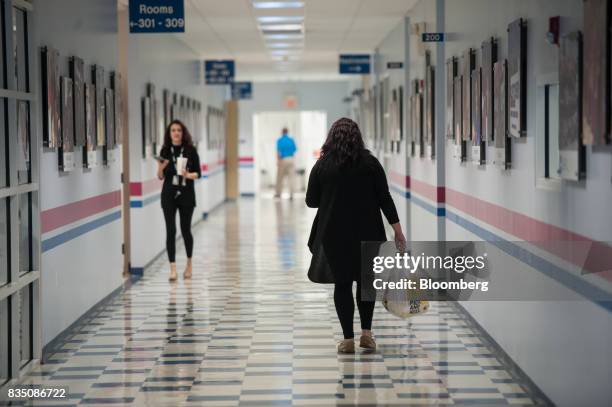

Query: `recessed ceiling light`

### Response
(263, 33, 304, 40)
(258, 23, 303, 31)
(271, 55, 299, 61)
(266, 42, 303, 48)
(270, 49, 302, 55)
(252, 1, 304, 9)
(257, 16, 304, 24)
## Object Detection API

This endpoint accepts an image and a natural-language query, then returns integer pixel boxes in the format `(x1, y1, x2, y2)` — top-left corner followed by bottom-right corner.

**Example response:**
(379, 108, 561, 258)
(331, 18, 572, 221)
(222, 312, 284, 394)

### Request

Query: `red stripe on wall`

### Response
(41, 190, 121, 233)
(445, 187, 612, 276)
(388, 171, 612, 278)
(130, 178, 163, 197)
(239, 156, 254, 163)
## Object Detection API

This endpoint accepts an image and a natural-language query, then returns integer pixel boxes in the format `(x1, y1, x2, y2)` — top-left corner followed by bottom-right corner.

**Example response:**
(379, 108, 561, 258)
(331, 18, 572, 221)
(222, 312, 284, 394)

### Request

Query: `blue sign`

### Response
(339, 54, 371, 74)
(422, 32, 445, 42)
(231, 82, 252, 100)
(129, 0, 185, 33)
(205, 60, 235, 85)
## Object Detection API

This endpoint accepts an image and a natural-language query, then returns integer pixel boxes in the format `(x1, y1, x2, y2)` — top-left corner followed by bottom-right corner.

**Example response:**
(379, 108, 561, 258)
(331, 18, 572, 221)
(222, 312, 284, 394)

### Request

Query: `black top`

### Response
(159, 143, 202, 207)
(306, 151, 399, 284)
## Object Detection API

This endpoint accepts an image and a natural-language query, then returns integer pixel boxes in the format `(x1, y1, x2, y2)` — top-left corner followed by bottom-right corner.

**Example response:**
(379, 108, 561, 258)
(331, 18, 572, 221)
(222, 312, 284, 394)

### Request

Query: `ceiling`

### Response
(120, 0, 418, 82)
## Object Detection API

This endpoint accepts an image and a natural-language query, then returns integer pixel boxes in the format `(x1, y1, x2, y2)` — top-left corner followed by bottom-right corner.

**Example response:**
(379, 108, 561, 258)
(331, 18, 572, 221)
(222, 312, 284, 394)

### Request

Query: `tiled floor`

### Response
(15, 198, 551, 406)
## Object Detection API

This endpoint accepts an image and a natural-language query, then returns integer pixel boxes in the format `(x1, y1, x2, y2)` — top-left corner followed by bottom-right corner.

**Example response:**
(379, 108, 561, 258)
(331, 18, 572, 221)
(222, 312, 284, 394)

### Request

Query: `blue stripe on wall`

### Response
(445, 210, 612, 312)
(394, 184, 612, 313)
(131, 174, 216, 208)
(130, 193, 160, 208)
(42, 210, 122, 253)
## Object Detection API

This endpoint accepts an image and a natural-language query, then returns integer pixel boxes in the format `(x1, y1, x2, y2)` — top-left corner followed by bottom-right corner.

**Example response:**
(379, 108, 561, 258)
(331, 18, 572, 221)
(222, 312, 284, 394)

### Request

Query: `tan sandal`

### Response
(359, 335, 376, 351)
(337, 339, 355, 354)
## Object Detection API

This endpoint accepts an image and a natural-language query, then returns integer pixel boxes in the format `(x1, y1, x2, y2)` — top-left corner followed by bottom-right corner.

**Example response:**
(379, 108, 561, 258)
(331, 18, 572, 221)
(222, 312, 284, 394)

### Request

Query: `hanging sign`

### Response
(339, 54, 371, 74)
(129, 0, 185, 33)
(231, 82, 252, 99)
(205, 60, 235, 85)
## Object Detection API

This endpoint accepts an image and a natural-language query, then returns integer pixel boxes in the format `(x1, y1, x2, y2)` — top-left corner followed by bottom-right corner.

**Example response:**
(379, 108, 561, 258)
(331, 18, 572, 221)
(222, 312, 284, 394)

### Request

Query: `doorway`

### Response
(253, 111, 327, 197)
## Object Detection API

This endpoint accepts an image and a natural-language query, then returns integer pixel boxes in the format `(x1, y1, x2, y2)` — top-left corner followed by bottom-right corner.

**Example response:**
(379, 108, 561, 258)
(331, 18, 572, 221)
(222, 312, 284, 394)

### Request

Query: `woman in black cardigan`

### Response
(306, 117, 406, 353)
(157, 120, 201, 282)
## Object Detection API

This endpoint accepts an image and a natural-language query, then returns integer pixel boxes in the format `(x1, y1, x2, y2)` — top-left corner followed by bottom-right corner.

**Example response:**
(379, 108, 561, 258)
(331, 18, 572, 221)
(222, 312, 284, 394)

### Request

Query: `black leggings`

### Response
(334, 281, 375, 339)
(162, 202, 195, 263)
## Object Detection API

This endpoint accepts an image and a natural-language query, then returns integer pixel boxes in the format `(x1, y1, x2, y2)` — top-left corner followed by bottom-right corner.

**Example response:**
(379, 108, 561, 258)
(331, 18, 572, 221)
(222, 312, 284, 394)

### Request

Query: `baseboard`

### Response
(202, 199, 227, 220)
(42, 274, 141, 363)
(41, 200, 227, 364)
(453, 302, 554, 406)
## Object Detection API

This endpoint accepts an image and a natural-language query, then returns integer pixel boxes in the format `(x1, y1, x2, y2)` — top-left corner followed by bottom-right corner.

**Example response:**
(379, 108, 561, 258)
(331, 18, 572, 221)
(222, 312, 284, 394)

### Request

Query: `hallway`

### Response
(18, 199, 549, 406)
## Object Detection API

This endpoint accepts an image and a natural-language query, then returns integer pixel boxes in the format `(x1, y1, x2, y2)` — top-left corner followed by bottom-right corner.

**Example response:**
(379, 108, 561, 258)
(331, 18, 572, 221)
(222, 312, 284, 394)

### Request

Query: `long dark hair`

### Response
(320, 117, 366, 166)
(163, 119, 193, 148)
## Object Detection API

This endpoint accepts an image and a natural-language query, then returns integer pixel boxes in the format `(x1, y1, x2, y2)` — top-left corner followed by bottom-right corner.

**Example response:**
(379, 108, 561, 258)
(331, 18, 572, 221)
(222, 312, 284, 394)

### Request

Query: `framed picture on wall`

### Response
(59, 76, 75, 172)
(41, 47, 60, 148)
(472, 67, 485, 165)
(111, 72, 123, 146)
(425, 66, 435, 159)
(462, 48, 475, 142)
(446, 57, 456, 140)
(92, 65, 105, 148)
(508, 18, 527, 138)
(104, 88, 115, 164)
(206, 106, 213, 150)
(415, 84, 423, 158)
(559, 31, 586, 181)
(151, 99, 158, 154)
(389, 88, 400, 153)
(583, 0, 609, 145)
(84, 83, 97, 168)
(70, 56, 85, 148)
(481, 38, 497, 142)
(141, 97, 152, 158)
(398, 85, 404, 153)
(453, 75, 465, 161)
(163, 89, 171, 130)
(493, 59, 511, 169)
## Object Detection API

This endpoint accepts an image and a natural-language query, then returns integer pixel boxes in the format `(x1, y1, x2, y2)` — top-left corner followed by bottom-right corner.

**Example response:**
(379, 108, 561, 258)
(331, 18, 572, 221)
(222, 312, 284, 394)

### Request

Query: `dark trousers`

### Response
(334, 281, 375, 339)
(162, 201, 195, 263)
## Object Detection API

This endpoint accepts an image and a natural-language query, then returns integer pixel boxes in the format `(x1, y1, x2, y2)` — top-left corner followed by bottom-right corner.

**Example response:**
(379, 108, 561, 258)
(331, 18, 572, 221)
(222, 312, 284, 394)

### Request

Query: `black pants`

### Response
(334, 281, 375, 339)
(162, 201, 195, 263)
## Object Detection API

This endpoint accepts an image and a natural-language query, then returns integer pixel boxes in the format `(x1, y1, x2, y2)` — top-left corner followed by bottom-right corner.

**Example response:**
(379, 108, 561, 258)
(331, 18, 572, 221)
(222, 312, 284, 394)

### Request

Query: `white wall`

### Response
(33, 0, 122, 346)
(372, 0, 612, 405)
(126, 29, 227, 270)
(238, 81, 350, 195)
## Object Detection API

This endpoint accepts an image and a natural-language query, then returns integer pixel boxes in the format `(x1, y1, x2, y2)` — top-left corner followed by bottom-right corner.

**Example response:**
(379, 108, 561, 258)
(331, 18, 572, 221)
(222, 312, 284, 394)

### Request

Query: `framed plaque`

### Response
(70, 56, 85, 148)
(481, 38, 497, 141)
(111, 72, 123, 145)
(559, 31, 586, 181)
(446, 57, 457, 139)
(454, 75, 466, 161)
(583, 0, 609, 144)
(462, 48, 475, 141)
(472, 67, 485, 165)
(508, 18, 527, 138)
(92, 65, 105, 147)
(84, 83, 97, 168)
(41, 47, 60, 148)
(425, 66, 435, 159)
(142, 97, 152, 158)
(493, 60, 511, 169)
(59, 76, 75, 172)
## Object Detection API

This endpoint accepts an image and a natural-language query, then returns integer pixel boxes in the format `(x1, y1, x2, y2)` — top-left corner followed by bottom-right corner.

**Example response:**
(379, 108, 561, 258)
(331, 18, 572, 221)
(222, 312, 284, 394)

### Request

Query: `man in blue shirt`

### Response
(275, 127, 297, 199)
